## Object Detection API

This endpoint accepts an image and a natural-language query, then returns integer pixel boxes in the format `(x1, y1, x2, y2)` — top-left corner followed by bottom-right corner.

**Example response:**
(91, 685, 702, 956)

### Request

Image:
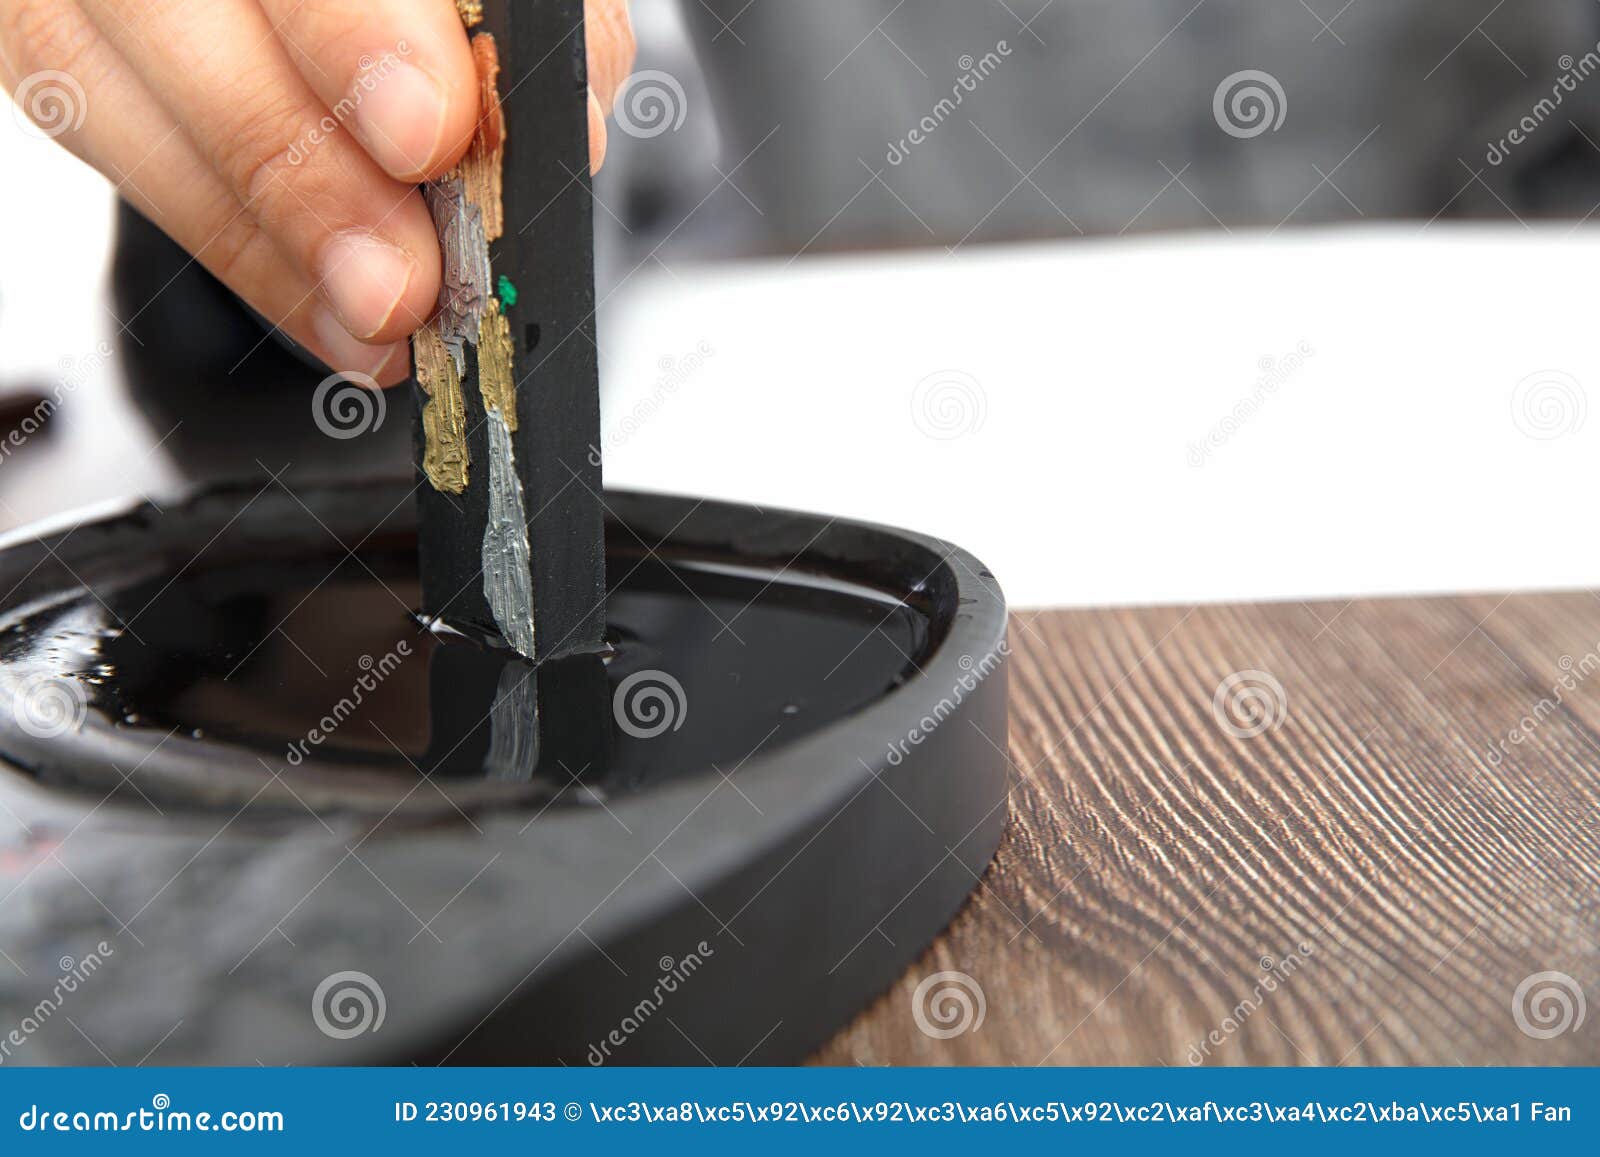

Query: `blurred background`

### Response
(5, 0, 1600, 606)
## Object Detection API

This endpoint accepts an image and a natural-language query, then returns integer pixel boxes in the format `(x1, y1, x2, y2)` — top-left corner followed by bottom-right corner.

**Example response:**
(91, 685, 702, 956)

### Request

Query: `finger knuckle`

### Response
(199, 211, 277, 293)
(216, 86, 325, 204)
(289, 0, 370, 48)
(288, 0, 388, 77)
(1, 0, 100, 87)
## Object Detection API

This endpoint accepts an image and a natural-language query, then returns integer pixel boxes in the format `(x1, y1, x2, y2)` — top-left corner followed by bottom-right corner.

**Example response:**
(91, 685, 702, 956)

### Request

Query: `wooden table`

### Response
(818, 595, 1600, 1066)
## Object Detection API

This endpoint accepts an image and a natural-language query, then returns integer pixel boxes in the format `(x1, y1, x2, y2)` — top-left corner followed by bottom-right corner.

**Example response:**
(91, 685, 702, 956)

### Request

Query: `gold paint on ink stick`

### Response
(478, 303, 517, 429)
(413, 16, 508, 496)
(415, 327, 470, 494)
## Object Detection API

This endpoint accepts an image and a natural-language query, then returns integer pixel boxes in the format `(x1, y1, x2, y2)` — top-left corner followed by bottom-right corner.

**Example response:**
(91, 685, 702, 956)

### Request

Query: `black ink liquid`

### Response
(0, 548, 929, 813)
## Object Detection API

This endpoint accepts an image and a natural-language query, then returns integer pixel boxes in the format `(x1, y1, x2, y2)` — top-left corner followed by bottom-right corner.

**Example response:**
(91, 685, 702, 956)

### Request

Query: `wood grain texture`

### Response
(816, 594, 1600, 1066)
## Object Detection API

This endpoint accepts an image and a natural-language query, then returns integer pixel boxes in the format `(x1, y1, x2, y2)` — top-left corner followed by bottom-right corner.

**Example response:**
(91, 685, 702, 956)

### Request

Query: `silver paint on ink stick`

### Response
(481, 411, 537, 659)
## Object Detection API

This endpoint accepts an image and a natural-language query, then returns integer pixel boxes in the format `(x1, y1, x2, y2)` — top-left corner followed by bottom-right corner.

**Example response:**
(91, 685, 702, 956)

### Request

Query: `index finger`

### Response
(259, 0, 481, 182)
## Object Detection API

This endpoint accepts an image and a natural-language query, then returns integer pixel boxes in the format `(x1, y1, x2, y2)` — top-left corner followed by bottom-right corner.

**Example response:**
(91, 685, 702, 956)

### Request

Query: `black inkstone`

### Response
(0, 479, 1009, 1064)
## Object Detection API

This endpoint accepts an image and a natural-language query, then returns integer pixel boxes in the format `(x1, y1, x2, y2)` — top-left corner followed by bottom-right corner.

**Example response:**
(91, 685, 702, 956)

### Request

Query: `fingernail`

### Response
(319, 231, 416, 340)
(353, 60, 448, 177)
(588, 86, 607, 174)
(376, 343, 411, 386)
(312, 306, 408, 382)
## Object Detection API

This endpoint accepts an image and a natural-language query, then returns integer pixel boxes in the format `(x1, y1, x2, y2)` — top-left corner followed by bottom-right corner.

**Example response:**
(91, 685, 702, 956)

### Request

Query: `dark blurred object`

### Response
(599, 0, 1600, 260)
(0, 387, 55, 449)
(109, 200, 412, 487)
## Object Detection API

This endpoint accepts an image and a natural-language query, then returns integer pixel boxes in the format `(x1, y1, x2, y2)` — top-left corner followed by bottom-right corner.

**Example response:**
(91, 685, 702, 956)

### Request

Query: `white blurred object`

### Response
(0, 114, 178, 528)
(600, 223, 1600, 608)
(5, 107, 1598, 608)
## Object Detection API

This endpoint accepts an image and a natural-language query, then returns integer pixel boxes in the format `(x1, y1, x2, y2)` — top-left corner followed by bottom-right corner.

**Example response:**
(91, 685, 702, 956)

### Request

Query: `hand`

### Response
(0, 0, 636, 386)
